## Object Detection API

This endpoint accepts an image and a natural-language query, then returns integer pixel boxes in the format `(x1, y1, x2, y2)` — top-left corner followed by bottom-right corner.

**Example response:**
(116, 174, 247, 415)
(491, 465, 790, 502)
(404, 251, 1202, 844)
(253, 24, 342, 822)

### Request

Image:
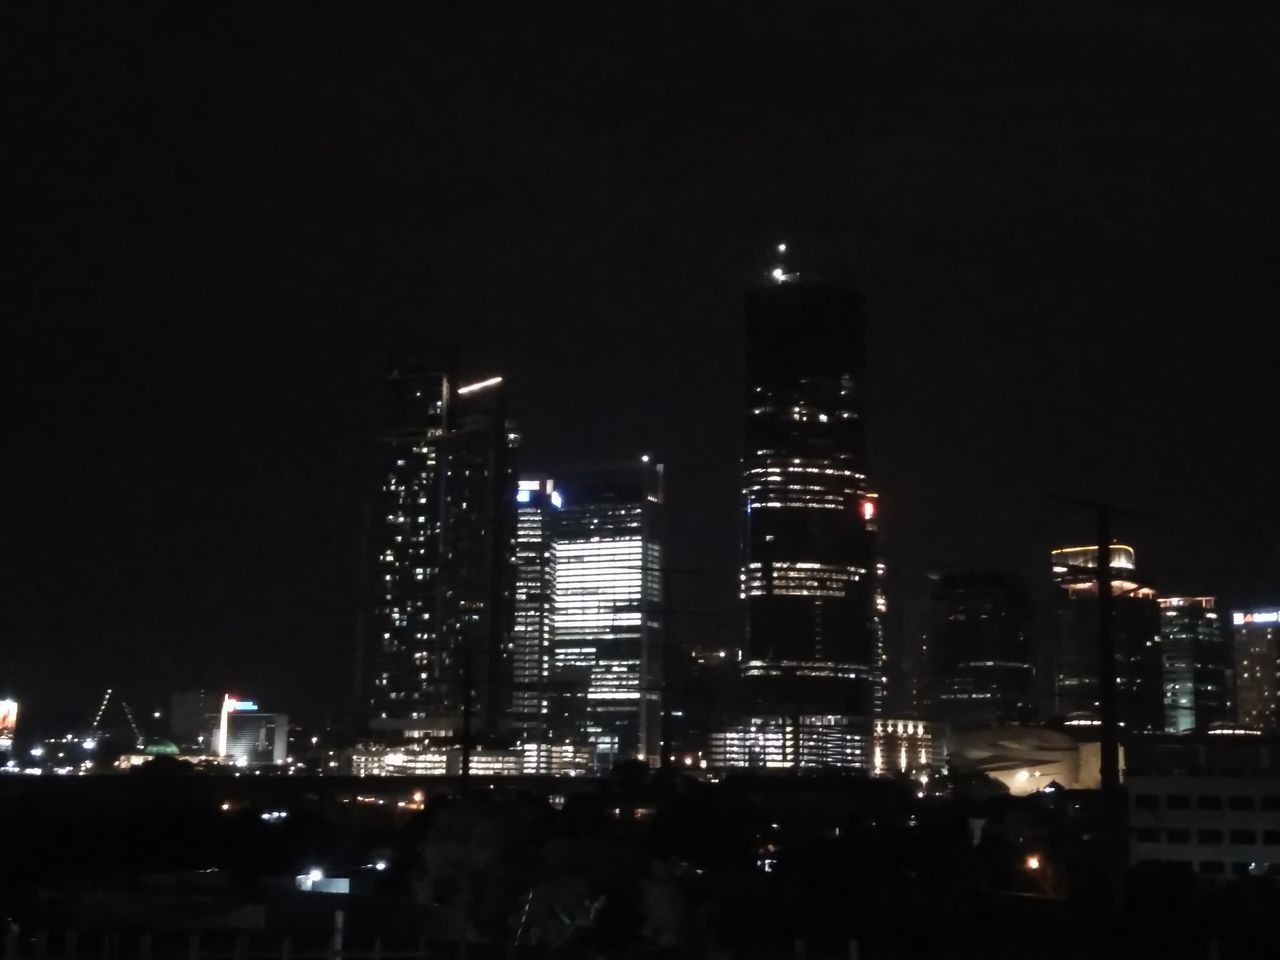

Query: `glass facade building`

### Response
(1050, 544, 1164, 733)
(550, 461, 664, 770)
(734, 271, 882, 768)
(1158, 597, 1231, 734)
(925, 573, 1034, 730)
(511, 478, 560, 738)
(1232, 610, 1280, 732)
(365, 357, 517, 743)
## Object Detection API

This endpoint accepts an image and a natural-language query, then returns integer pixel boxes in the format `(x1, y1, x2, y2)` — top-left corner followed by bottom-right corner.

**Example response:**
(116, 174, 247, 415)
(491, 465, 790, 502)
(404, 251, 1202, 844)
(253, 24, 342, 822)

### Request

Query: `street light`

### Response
(1025, 854, 1041, 871)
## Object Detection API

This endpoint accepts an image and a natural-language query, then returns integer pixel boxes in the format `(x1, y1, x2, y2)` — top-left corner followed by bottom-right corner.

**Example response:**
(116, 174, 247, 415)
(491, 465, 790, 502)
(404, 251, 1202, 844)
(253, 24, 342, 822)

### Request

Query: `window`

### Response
(1197, 795, 1223, 811)
(1261, 796, 1280, 812)
(1231, 862, 1252, 877)
(1135, 794, 1159, 810)
(1134, 828, 1160, 842)
(1166, 794, 1191, 810)
(1199, 861, 1225, 875)
(1198, 829, 1224, 844)
(1228, 795, 1255, 811)
(1229, 829, 1257, 845)
(1166, 829, 1191, 844)
(1263, 831, 1280, 846)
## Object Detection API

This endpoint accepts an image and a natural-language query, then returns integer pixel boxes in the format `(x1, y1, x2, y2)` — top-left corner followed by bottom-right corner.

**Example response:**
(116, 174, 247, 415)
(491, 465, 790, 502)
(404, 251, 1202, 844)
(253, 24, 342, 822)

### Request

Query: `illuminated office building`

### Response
(925, 574, 1034, 731)
(1050, 544, 1164, 732)
(365, 356, 518, 743)
(1158, 597, 1231, 734)
(709, 715, 869, 771)
(872, 718, 945, 777)
(550, 460, 663, 770)
(1232, 609, 1280, 732)
(511, 477, 561, 739)
(735, 257, 882, 769)
(211, 696, 287, 766)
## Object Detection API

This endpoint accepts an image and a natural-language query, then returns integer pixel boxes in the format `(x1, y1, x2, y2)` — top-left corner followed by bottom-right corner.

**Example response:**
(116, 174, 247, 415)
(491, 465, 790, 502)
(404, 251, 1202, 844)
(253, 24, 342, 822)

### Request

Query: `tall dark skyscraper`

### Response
(1050, 544, 1164, 733)
(725, 256, 882, 769)
(548, 460, 664, 771)
(1157, 596, 1231, 734)
(365, 357, 517, 746)
(925, 573, 1034, 731)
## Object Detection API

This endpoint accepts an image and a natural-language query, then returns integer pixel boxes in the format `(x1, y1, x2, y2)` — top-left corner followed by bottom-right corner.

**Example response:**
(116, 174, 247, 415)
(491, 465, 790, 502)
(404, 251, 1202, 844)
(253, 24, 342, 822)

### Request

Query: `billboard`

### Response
(0, 699, 18, 748)
(1234, 611, 1280, 626)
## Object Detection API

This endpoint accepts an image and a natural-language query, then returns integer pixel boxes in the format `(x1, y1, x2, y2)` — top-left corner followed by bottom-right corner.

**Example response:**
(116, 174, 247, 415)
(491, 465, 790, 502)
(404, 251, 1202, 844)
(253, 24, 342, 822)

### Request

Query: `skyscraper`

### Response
(1157, 597, 1231, 734)
(925, 573, 1034, 731)
(365, 357, 517, 747)
(1050, 544, 1164, 733)
(550, 460, 664, 770)
(1232, 609, 1280, 732)
(732, 258, 882, 769)
(510, 477, 560, 739)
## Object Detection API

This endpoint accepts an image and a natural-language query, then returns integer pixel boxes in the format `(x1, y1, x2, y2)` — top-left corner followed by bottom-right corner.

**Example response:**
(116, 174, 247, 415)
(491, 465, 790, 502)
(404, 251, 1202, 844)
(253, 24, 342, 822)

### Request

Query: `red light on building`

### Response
(861, 499, 876, 521)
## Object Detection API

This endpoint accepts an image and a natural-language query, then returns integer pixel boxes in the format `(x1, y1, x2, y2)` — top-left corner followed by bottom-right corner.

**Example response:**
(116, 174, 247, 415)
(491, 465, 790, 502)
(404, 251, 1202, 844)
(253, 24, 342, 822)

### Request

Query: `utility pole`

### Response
(1052, 495, 1125, 809)
(659, 565, 673, 772)
(460, 650, 473, 788)
(1093, 505, 1122, 813)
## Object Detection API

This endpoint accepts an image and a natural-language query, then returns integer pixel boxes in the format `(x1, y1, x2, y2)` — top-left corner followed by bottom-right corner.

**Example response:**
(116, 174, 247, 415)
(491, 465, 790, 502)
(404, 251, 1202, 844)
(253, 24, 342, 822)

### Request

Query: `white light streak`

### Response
(457, 376, 503, 395)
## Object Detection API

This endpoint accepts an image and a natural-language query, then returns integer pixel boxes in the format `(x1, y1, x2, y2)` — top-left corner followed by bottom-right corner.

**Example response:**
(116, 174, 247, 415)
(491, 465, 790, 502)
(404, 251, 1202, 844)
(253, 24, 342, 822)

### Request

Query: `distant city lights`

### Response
(1234, 611, 1279, 626)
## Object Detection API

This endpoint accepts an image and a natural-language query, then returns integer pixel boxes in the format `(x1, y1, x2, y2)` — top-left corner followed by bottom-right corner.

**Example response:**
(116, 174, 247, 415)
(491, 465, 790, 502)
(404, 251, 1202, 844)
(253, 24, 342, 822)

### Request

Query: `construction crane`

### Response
(91, 688, 114, 729)
(89, 687, 145, 748)
(119, 701, 143, 748)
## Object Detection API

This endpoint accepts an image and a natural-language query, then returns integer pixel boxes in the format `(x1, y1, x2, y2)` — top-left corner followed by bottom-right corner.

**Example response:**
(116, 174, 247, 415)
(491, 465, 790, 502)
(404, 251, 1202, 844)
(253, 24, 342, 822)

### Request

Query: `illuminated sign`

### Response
(1234, 611, 1280, 626)
(516, 489, 532, 503)
(517, 480, 540, 491)
(550, 490, 563, 509)
(0, 699, 17, 746)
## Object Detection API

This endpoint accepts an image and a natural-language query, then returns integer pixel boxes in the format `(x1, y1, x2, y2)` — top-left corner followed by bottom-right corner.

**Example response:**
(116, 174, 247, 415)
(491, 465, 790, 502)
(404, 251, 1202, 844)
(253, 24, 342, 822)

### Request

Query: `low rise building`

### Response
(708, 714, 870, 771)
(1127, 733, 1280, 880)
(872, 717, 945, 776)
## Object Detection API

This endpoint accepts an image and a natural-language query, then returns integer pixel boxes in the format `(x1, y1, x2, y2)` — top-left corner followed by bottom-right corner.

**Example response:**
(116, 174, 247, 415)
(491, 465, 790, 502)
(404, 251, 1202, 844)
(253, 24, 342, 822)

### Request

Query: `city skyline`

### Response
(7, 4, 1279, 728)
(6, 259, 1280, 731)
(7, 5, 1280, 952)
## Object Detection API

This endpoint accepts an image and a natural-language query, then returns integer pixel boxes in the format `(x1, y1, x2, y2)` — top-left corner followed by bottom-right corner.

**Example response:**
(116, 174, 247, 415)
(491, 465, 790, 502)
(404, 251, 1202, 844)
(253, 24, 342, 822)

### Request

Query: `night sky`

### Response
(6, 3, 1279, 729)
